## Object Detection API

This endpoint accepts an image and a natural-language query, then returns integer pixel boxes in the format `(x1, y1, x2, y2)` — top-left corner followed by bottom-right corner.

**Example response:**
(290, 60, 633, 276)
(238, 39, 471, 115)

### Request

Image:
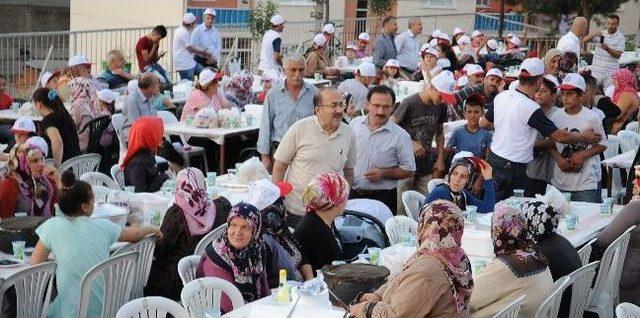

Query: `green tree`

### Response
(369, 0, 396, 16)
(249, 0, 278, 39)
(507, 0, 629, 22)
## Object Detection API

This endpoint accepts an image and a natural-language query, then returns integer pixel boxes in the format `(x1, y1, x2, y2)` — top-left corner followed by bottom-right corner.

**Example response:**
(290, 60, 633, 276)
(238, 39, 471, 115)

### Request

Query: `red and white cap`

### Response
(198, 68, 223, 86)
(486, 68, 503, 79)
(431, 70, 457, 104)
(457, 35, 471, 45)
(508, 35, 521, 47)
(356, 62, 377, 77)
(182, 13, 197, 24)
(322, 23, 336, 34)
(358, 33, 370, 42)
(519, 58, 545, 77)
(471, 30, 484, 38)
(486, 39, 499, 50)
(68, 54, 90, 67)
(453, 27, 465, 36)
(465, 64, 484, 76)
(11, 117, 36, 134)
(420, 44, 438, 57)
(203, 8, 216, 16)
(346, 43, 358, 51)
(39, 71, 58, 87)
(456, 75, 469, 88)
(246, 179, 293, 210)
(270, 14, 285, 25)
(97, 89, 116, 103)
(313, 33, 327, 47)
(559, 73, 586, 92)
(431, 29, 443, 38)
(543, 74, 560, 89)
(385, 59, 400, 68)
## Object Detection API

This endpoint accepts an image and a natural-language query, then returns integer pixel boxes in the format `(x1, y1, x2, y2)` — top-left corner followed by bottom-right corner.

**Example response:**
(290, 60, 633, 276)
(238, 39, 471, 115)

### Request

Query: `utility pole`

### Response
(498, 0, 505, 39)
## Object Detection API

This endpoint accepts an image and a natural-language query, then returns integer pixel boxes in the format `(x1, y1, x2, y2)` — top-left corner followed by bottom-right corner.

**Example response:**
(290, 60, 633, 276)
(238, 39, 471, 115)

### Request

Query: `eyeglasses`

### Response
(321, 101, 347, 110)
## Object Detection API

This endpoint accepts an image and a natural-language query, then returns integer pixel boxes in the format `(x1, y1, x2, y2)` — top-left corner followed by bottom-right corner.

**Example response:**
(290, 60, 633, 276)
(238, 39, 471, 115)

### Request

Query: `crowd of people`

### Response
(0, 8, 639, 318)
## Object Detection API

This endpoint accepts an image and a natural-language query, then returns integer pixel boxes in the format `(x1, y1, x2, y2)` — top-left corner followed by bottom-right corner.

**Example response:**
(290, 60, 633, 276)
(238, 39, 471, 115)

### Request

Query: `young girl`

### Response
(381, 59, 408, 87)
(96, 89, 116, 148)
(30, 170, 162, 318)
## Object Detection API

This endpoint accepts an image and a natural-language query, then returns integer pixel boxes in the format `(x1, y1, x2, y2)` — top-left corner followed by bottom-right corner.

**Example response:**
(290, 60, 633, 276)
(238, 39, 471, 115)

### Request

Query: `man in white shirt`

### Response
(338, 62, 377, 118)
(173, 13, 212, 81)
(582, 14, 626, 88)
(191, 8, 222, 68)
(556, 16, 588, 62)
(395, 18, 422, 76)
(259, 14, 285, 75)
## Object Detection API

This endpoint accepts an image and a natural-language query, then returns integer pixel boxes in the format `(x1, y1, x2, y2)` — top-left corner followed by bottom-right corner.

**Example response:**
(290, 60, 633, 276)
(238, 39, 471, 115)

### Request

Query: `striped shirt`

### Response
(591, 30, 626, 83)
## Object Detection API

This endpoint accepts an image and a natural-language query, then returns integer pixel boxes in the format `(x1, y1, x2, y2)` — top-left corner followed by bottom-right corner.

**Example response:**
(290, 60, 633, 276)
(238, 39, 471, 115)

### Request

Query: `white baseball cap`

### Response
(430, 70, 457, 104)
(465, 64, 484, 76)
(486, 68, 503, 79)
(436, 58, 451, 69)
(39, 71, 58, 88)
(246, 179, 292, 210)
(68, 54, 90, 67)
(457, 35, 471, 45)
(429, 38, 438, 48)
(453, 27, 465, 36)
(198, 68, 223, 86)
(182, 12, 197, 24)
(356, 62, 377, 77)
(543, 74, 560, 89)
(431, 29, 442, 38)
(519, 58, 545, 77)
(203, 8, 216, 17)
(486, 39, 499, 50)
(346, 43, 358, 51)
(26, 136, 48, 157)
(384, 59, 400, 68)
(358, 33, 370, 42)
(262, 70, 280, 83)
(509, 80, 519, 90)
(313, 33, 327, 47)
(471, 30, 484, 38)
(457, 75, 469, 88)
(11, 117, 36, 134)
(508, 35, 521, 47)
(322, 24, 335, 34)
(437, 32, 451, 43)
(270, 14, 285, 25)
(97, 89, 116, 103)
(421, 45, 438, 58)
(560, 73, 586, 92)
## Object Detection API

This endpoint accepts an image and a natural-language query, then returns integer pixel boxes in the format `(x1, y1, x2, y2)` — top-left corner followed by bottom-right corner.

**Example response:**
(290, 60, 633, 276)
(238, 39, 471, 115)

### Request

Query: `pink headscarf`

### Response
(174, 168, 216, 236)
(302, 172, 350, 213)
(612, 69, 638, 104)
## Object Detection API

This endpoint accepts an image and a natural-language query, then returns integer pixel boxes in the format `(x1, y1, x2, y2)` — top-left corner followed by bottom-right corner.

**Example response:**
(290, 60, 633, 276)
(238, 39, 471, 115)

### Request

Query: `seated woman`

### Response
(470, 204, 554, 317)
(426, 155, 495, 213)
(294, 172, 349, 271)
(122, 116, 168, 192)
(224, 71, 255, 110)
(607, 69, 639, 134)
(181, 68, 231, 122)
(349, 200, 473, 318)
(33, 88, 80, 166)
(0, 137, 57, 218)
(30, 170, 161, 318)
(145, 167, 231, 300)
(196, 202, 270, 313)
(522, 200, 581, 317)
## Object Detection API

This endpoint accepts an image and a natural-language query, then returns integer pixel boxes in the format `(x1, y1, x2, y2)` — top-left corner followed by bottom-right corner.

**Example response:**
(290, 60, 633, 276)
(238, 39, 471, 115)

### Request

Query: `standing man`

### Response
(351, 86, 415, 212)
(373, 16, 398, 69)
(135, 25, 169, 82)
(173, 13, 212, 81)
(259, 14, 286, 75)
(272, 87, 356, 225)
(337, 62, 377, 118)
(258, 54, 317, 172)
(557, 16, 588, 61)
(480, 58, 602, 200)
(191, 8, 222, 69)
(583, 15, 626, 88)
(395, 18, 422, 77)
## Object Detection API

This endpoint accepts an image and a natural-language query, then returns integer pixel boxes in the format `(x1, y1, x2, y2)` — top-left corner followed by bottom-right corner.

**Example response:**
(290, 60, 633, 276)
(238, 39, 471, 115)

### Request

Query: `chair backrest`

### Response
(569, 261, 600, 318)
(604, 134, 621, 159)
(577, 238, 596, 266)
(111, 113, 127, 151)
(110, 164, 125, 189)
(80, 115, 112, 154)
(59, 153, 101, 176)
(77, 251, 138, 318)
(616, 302, 640, 318)
(401, 190, 425, 221)
(427, 178, 445, 194)
(116, 296, 190, 318)
(157, 110, 179, 125)
(535, 276, 571, 318)
(194, 224, 228, 255)
(493, 294, 526, 318)
(112, 234, 157, 299)
(0, 262, 56, 318)
(181, 277, 244, 317)
(617, 130, 640, 153)
(80, 171, 120, 190)
(624, 121, 639, 133)
(178, 255, 202, 286)
(384, 216, 418, 246)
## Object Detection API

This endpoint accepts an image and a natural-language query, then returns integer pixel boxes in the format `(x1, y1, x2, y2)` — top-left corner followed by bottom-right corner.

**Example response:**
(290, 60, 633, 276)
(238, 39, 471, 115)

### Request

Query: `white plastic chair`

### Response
(617, 130, 640, 153)
(0, 262, 56, 318)
(116, 296, 189, 318)
(110, 164, 125, 189)
(401, 190, 425, 221)
(194, 224, 228, 255)
(569, 261, 600, 318)
(77, 251, 138, 318)
(80, 171, 120, 189)
(112, 234, 157, 299)
(493, 294, 526, 318)
(59, 153, 101, 176)
(178, 255, 202, 286)
(586, 225, 636, 318)
(384, 216, 418, 246)
(427, 178, 445, 194)
(624, 121, 639, 133)
(603, 134, 624, 201)
(577, 238, 597, 266)
(158, 110, 209, 172)
(535, 276, 571, 318)
(616, 302, 640, 318)
(181, 277, 244, 318)
(111, 113, 127, 158)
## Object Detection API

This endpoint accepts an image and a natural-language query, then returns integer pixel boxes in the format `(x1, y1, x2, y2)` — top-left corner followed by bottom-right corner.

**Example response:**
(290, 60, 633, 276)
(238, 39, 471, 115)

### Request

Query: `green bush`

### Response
(249, 0, 279, 39)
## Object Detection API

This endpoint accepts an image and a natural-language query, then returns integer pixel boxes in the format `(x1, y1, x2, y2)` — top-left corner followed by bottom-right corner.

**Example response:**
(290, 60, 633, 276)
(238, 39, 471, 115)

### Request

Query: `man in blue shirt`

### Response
(448, 94, 492, 159)
(191, 8, 222, 68)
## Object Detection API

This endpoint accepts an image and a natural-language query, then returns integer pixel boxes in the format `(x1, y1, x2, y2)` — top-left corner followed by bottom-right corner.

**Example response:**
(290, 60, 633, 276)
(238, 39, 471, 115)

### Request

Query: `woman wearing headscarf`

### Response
(543, 49, 562, 79)
(224, 71, 255, 110)
(67, 64, 99, 152)
(145, 167, 231, 300)
(349, 200, 473, 318)
(607, 68, 639, 134)
(426, 155, 495, 213)
(0, 137, 58, 218)
(470, 204, 553, 317)
(196, 202, 270, 313)
(294, 172, 349, 271)
(121, 116, 168, 192)
(181, 68, 231, 122)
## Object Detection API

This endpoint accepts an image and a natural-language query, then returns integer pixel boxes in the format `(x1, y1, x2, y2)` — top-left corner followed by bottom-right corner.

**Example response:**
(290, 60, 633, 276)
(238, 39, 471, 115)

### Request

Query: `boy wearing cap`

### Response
(174, 13, 212, 81)
(135, 25, 168, 77)
(259, 14, 285, 74)
(192, 8, 222, 68)
(454, 68, 502, 115)
(0, 117, 36, 161)
(549, 73, 607, 202)
(337, 62, 377, 118)
(356, 33, 370, 58)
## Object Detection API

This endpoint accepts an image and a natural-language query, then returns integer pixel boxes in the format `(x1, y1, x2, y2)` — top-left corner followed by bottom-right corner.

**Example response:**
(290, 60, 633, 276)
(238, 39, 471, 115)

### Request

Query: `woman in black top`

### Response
(32, 88, 80, 166)
(121, 116, 168, 192)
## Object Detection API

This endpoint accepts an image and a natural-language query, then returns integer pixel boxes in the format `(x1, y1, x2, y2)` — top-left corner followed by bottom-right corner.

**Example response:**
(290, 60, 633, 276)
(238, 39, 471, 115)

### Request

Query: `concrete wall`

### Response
(0, 4, 69, 33)
(69, 0, 184, 30)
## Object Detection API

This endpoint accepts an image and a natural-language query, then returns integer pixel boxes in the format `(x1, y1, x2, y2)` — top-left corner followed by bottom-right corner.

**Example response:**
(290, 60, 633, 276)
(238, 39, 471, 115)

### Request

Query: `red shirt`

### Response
(0, 92, 13, 110)
(136, 36, 154, 72)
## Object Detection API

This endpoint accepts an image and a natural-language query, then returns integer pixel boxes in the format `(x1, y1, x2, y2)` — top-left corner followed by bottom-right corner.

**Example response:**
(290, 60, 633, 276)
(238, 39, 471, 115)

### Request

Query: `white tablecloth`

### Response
(164, 122, 259, 145)
(602, 149, 636, 169)
(619, 51, 640, 65)
(336, 65, 357, 74)
(222, 295, 345, 318)
(0, 109, 42, 122)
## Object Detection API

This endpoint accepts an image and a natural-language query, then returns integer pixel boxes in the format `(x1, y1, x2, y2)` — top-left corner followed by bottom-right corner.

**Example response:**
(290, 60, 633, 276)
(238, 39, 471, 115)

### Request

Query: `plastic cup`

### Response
(245, 114, 253, 126)
(465, 205, 478, 223)
(513, 189, 524, 198)
(368, 247, 380, 265)
(601, 198, 614, 215)
(12, 241, 25, 260)
(124, 186, 135, 193)
(206, 172, 217, 188)
(565, 214, 578, 230)
(562, 192, 572, 203)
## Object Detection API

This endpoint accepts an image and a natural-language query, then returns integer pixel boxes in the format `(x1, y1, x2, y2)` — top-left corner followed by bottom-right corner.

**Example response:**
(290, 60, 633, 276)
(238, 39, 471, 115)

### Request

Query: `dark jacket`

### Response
(123, 148, 168, 193)
(294, 212, 343, 271)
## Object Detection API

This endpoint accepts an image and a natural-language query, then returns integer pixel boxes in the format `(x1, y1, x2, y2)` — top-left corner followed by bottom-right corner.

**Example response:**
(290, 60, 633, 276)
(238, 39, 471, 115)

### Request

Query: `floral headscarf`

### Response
(612, 68, 638, 104)
(260, 198, 305, 281)
(491, 204, 547, 277)
(521, 201, 561, 241)
(174, 168, 216, 236)
(543, 49, 562, 74)
(68, 77, 100, 116)
(207, 203, 265, 302)
(302, 172, 350, 213)
(224, 71, 254, 109)
(413, 200, 473, 313)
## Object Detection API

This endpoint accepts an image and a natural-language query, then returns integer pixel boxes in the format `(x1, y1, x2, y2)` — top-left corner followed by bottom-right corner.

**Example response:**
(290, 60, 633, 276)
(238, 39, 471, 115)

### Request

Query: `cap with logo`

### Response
(346, 44, 358, 51)
(559, 73, 586, 92)
(356, 62, 377, 77)
(543, 74, 560, 89)
(486, 39, 499, 50)
(457, 35, 471, 45)
(519, 58, 545, 77)
(270, 14, 285, 26)
(465, 64, 484, 76)
(11, 117, 36, 134)
(358, 33, 370, 42)
(453, 27, 465, 36)
(431, 70, 457, 104)
(471, 30, 484, 38)
(508, 35, 521, 47)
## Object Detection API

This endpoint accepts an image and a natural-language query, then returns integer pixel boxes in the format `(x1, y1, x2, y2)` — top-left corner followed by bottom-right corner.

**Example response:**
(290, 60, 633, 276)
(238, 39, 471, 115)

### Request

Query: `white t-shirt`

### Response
(173, 26, 196, 71)
(557, 31, 581, 61)
(550, 107, 606, 191)
(591, 30, 626, 83)
(259, 30, 281, 73)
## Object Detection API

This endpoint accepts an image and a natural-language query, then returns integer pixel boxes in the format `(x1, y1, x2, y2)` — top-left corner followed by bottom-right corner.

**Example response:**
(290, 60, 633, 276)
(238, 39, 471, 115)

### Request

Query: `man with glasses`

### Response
(272, 87, 356, 226)
(350, 86, 415, 213)
(258, 54, 317, 172)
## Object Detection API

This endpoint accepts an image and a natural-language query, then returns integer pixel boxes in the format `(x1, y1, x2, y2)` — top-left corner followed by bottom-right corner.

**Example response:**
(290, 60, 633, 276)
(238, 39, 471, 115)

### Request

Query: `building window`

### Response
(421, 0, 455, 8)
(476, 0, 491, 7)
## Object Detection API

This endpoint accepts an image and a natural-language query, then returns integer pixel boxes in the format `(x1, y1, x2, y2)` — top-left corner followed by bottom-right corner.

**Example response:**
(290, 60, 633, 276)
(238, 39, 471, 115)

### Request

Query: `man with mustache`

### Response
(349, 86, 416, 213)
(454, 68, 503, 116)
